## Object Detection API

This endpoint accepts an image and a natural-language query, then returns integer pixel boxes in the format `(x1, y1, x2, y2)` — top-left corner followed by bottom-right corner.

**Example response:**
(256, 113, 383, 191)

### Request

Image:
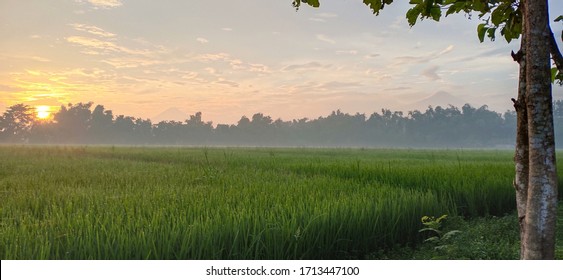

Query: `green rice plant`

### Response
(0, 146, 561, 259)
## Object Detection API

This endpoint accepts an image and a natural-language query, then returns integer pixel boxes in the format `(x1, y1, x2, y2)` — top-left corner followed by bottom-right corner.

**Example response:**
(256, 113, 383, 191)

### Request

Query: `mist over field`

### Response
(1, 100, 562, 148)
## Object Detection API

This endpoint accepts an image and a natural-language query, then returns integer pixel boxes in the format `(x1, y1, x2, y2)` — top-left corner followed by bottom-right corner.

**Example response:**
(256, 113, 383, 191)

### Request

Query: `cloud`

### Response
(364, 54, 380, 59)
(221, 28, 233, 32)
(215, 78, 239, 88)
(0, 54, 51, 63)
(196, 37, 209, 44)
(394, 45, 455, 65)
(438, 45, 454, 56)
(195, 53, 231, 62)
(281, 61, 331, 72)
(70, 23, 116, 38)
(309, 18, 326, 22)
(316, 13, 338, 18)
(85, 0, 122, 9)
(336, 50, 358, 55)
(317, 81, 362, 90)
(385, 86, 412, 91)
(205, 67, 217, 75)
(421, 65, 441, 81)
(316, 34, 336, 44)
(195, 52, 270, 73)
(309, 13, 338, 23)
(66, 36, 148, 56)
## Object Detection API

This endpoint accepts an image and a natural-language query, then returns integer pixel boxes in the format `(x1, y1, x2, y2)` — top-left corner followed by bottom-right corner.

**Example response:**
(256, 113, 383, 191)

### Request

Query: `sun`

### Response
(35, 105, 51, 120)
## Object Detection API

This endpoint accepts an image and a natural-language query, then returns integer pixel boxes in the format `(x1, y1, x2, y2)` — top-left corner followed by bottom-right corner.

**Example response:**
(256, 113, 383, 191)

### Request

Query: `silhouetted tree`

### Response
(0, 104, 35, 143)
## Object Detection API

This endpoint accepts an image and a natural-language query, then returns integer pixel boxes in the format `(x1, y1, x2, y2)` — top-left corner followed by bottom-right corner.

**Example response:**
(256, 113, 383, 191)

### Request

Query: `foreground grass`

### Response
(0, 146, 561, 259)
(379, 204, 563, 260)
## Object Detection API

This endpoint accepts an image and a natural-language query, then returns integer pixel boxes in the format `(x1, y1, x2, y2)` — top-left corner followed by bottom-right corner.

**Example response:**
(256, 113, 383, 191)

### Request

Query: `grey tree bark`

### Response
(521, 0, 558, 260)
(512, 26, 529, 258)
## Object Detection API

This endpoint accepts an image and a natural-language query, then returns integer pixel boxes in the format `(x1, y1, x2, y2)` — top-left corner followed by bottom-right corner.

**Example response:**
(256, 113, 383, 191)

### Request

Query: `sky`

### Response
(1, 0, 562, 125)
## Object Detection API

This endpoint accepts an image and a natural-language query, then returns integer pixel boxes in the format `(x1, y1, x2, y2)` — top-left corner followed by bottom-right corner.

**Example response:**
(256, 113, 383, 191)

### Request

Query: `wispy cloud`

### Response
(70, 23, 116, 38)
(364, 54, 380, 59)
(316, 34, 336, 44)
(281, 61, 331, 72)
(317, 13, 338, 18)
(84, 0, 123, 9)
(309, 13, 338, 23)
(196, 37, 209, 44)
(309, 18, 326, 22)
(336, 50, 358, 55)
(195, 53, 231, 62)
(66, 36, 149, 56)
(215, 78, 239, 88)
(195, 52, 270, 73)
(394, 45, 455, 65)
(438, 45, 454, 56)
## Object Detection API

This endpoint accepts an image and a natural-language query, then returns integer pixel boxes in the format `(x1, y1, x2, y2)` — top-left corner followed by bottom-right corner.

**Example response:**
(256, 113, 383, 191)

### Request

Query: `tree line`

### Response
(1, 101, 562, 148)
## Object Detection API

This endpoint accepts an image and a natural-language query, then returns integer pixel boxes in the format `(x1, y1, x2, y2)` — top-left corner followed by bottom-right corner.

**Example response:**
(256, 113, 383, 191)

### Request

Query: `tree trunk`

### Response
(512, 31, 529, 258)
(521, 0, 558, 260)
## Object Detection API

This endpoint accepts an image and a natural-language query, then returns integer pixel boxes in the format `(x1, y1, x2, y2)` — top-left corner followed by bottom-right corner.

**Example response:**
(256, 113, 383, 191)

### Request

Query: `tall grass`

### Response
(1, 146, 560, 259)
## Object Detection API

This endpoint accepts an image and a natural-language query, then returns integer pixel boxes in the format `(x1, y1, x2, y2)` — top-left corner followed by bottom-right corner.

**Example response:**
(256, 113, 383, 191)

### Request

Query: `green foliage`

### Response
(415, 214, 521, 259)
(1, 147, 547, 259)
(403, 0, 522, 43)
(418, 214, 462, 252)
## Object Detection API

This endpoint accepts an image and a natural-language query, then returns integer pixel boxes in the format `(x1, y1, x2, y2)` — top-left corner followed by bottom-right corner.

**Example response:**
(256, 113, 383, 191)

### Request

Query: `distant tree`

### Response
(0, 104, 35, 143)
(185, 112, 213, 144)
(134, 118, 154, 145)
(54, 102, 93, 143)
(90, 105, 114, 143)
(113, 115, 136, 144)
(293, 0, 561, 259)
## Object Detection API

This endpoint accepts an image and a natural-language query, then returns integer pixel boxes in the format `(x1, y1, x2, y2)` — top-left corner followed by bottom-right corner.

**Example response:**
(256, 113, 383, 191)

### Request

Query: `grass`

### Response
(0, 146, 561, 259)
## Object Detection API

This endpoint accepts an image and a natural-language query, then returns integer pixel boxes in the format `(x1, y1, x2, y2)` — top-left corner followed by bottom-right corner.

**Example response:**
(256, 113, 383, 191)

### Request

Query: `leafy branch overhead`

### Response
(293, 0, 563, 83)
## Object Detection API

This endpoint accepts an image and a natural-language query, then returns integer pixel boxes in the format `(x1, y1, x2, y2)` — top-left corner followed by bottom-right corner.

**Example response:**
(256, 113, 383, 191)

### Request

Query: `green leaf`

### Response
(419, 228, 441, 234)
(473, 0, 484, 12)
(423, 236, 440, 243)
(491, 5, 507, 26)
(430, 6, 442, 21)
(306, 0, 320, 7)
(406, 6, 422, 26)
(487, 27, 496, 41)
(363, 0, 383, 15)
(446, 4, 457, 16)
(555, 15, 563, 22)
(552, 67, 559, 83)
(442, 230, 462, 240)
(477, 23, 488, 43)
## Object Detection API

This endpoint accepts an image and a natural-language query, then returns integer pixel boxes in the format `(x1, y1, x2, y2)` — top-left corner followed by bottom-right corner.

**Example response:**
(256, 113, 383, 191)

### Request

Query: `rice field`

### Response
(1, 146, 561, 259)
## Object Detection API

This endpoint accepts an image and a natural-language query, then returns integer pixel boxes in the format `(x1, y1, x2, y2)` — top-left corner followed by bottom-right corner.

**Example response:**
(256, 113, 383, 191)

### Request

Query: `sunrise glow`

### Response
(0, 0, 561, 124)
(35, 106, 52, 120)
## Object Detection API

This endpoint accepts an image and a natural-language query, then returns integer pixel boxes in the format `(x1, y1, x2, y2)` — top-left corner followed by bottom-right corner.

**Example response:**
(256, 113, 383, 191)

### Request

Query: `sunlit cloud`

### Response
(195, 53, 231, 62)
(196, 37, 209, 44)
(281, 61, 332, 72)
(85, 0, 123, 9)
(215, 78, 239, 88)
(66, 36, 151, 58)
(70, 23, 116, 38)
